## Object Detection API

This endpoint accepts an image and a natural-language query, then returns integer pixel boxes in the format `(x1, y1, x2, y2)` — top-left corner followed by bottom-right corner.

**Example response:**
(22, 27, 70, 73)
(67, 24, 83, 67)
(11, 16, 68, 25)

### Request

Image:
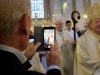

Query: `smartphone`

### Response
(43, 27, 56, 50)
(29, 39, 34, 42)
(34, 26, 44, 51)
(29, 34, 34, 42)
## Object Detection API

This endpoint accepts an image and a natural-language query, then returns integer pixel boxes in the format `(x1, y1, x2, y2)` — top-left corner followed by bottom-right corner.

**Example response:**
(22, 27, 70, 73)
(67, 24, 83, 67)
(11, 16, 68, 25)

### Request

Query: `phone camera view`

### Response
(29, 39, 34, 42)
(44, 29, 54, 49)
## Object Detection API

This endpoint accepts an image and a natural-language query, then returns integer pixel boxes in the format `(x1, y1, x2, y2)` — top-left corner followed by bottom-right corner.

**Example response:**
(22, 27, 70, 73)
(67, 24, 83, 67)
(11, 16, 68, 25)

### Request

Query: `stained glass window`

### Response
(30, 0, 44, 19)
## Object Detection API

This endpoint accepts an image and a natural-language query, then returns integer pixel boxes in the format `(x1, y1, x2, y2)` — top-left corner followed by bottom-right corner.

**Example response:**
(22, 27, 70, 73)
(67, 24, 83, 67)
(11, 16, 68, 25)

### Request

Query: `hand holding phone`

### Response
(34, 26, 56, 51)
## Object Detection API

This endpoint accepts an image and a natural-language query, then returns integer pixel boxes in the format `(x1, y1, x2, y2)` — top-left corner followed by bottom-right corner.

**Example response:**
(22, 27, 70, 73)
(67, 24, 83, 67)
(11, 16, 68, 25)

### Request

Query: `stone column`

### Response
(75, 0, 85, 30)
(72, 0, 76, 10)
(44, 0, 51, 20)
(50, 0, 54, 20)
(54, 0, 63, 15)
(65, 0, 73, 21)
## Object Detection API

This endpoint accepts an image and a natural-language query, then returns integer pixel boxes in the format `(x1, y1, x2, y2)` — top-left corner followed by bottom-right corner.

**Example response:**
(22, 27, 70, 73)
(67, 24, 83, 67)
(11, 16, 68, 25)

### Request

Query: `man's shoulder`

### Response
(79, 30, 91, 39)
(0, 50, 61, 75)
(0, 50, 24, 68)
(77, 32, 91, 44)
(0, 50, 19, 60)
(77, 33, 86, 42)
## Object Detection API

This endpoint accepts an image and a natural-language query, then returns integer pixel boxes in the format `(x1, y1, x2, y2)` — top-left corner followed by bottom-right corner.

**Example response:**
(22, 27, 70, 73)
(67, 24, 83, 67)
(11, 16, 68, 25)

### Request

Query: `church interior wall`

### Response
(31, 0, 100, 31)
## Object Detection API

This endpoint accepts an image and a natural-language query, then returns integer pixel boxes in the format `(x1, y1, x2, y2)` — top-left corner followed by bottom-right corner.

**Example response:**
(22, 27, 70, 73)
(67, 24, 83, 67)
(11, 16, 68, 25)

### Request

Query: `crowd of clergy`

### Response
(28, 3, 100, 75)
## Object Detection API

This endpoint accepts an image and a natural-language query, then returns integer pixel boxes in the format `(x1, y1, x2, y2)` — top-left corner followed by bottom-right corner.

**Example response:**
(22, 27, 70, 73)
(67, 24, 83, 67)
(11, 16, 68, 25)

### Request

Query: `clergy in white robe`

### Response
(74, 29, 100, 75)
(65, 20, 79, 40)
(56, 31, 74, 75)
(52, 14, 74, 75)
(74, 3, 100, 75)
(66, 29, 78, 40)
(29, 52, 45, 73)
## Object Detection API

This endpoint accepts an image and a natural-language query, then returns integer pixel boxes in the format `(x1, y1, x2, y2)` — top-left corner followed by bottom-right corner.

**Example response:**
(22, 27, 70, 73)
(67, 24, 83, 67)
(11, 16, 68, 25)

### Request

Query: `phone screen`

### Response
(29, 39, 34, 42)
(29, 35, 34, 43)
(43, 27, 55, 50)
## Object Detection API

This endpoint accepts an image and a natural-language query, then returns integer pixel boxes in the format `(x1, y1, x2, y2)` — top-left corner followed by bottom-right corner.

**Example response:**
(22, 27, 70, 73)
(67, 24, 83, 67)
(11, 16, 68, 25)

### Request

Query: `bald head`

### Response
(0, 0, 31, 40)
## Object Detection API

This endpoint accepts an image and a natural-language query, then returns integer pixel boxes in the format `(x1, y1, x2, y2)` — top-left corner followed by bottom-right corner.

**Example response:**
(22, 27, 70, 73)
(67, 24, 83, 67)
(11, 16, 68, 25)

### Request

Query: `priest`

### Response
(52, 14, 74, 75)
(74, 3, 100, 75)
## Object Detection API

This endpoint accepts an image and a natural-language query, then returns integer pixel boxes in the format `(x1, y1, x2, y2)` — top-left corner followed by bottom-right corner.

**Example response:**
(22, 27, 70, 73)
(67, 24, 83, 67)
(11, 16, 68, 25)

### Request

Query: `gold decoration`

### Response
(52, 14, 64, 24)
(86, 3, 100, 21)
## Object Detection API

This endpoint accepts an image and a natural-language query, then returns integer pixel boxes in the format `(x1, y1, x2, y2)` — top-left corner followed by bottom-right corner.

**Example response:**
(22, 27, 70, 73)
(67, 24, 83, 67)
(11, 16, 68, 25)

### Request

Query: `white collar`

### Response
(0, 44, 27, 64)
(66, 29, 72, 32)
(56, 30, 63, 35)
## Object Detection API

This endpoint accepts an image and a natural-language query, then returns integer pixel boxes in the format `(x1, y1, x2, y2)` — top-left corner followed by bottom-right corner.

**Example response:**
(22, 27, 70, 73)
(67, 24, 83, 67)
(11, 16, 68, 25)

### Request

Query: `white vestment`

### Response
(56, 31, 74, 75)
(29, 53, 45, 73)
(66, 29, 79, 40)
(74, 29, 100, 75)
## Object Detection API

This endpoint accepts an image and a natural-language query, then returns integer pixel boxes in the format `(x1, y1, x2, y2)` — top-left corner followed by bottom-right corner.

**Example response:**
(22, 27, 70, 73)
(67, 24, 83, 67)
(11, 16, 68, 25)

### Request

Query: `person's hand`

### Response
(46, 41, 60, 67)
(24, 42, 41, 60)
(73, 40, 77, 44)
(62, 40, 69, 46)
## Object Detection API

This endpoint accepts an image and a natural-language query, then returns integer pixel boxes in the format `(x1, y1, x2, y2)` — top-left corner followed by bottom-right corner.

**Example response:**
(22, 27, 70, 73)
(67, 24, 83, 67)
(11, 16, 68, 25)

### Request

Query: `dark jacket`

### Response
(0, 50, 61, 75)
